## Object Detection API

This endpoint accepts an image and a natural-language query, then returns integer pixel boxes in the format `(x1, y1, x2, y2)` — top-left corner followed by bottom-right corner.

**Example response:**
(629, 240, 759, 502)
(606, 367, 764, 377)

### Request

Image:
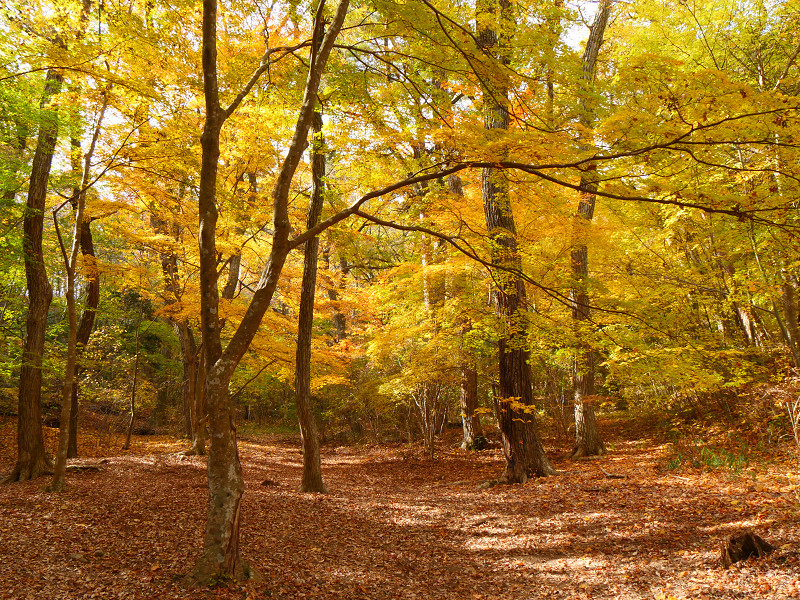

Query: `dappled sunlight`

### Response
(3, 419, 800, 599)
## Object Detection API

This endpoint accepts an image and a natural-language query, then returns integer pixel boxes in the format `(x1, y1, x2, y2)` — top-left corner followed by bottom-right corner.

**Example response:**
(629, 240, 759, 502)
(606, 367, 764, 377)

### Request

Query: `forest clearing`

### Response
(2, 414, 800, 600)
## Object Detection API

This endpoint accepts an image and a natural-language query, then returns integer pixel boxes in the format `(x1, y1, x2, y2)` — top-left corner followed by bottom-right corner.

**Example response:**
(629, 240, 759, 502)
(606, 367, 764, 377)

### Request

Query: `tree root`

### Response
(2, 457, 53, 483)
(568, 443, 607, 461)
(183, 558, 263, 588)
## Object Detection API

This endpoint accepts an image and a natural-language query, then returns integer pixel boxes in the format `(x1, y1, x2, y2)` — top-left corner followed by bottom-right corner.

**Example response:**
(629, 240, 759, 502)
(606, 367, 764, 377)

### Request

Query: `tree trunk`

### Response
(478, 0, 553, 483)
(68, 213, 99, 458)
(154, 189, 208, 456)
(322, 246, 349, 343)
(191, 374, 249, 582)
(176, 323, 206, 456)
(459, 364, 481, 449)
(294, 97, 326, 494)
(189, 0, 348, 583)
(569, 1, 610, 460)
(66, 112, 103, 459)
(50, 86, 108, 489)
(6, 69, 63, 483)
(123, 305, 143, 451)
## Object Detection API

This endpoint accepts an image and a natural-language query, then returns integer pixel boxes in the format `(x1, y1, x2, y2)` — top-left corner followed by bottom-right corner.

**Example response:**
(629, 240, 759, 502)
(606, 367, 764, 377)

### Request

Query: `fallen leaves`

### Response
(1, 416, 799, 599)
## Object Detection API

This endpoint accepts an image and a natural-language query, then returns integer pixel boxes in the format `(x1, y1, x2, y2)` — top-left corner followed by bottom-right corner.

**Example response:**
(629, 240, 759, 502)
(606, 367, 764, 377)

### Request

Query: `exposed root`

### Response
(568, 443, 607, 461)
(3, 457, 53, 483)
(183, 558, 262, 588)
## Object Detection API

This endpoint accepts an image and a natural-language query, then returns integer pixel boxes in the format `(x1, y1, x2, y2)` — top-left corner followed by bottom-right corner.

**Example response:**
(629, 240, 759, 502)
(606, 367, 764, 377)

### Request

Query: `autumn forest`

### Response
(2, 0, 800, 597)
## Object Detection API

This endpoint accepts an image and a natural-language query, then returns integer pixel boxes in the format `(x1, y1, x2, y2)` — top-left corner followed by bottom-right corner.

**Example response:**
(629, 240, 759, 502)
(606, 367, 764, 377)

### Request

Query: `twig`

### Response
(600, 467, 628, 479)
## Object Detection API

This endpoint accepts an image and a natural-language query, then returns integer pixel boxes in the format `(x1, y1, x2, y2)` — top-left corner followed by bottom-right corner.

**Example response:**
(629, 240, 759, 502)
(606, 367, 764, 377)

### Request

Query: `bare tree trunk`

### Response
(322, 246, 349, 343)
(189, 0, 348, 583)
(67, 213, 99, 458)
(477, 0, 553, 483)
(6, 69, 63, 483)
(179, 324, 194, 439)
(123, 304, 144, 451)
(66, 103, 104, 459)
(49, 88, 109, 489)
(154, 190, 208, 456)
(459, 364, 481, 449)
(177, 323, 206, 455)
(294, 88, 326, 494)
(569, 1, 611, 460)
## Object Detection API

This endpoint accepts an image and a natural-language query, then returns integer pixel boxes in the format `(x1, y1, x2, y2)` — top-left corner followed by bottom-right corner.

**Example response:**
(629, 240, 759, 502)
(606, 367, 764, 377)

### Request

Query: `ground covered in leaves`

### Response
(2, 417, 800, 599)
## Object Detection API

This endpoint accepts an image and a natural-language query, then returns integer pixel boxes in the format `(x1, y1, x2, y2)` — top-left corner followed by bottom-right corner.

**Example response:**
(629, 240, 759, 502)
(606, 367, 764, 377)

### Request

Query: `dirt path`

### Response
(1, 430, 799, 599)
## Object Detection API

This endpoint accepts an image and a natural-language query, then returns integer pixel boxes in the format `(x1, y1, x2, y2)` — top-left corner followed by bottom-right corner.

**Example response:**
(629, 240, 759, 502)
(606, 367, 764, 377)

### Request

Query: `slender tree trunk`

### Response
(478, 0, 553, 483)
(459, 363, 480, 449)
(176, 323, 206, 455)
(6, 69, 63, 483)
(123, 305, 144, 451)
(178, 324, 195, 439)
(294, 94, 326, 494)
(49, 229, 78, 491)
(322, 246, 349, 343)
(66, 101, 105, 459)
(569, 1, 610, 460)
(448, 177, 481, 450)
(50, 88, 108, 488)
(68, 213, 99, 458)
(154, 187, 208, 456)
(189, 0, 348, 582)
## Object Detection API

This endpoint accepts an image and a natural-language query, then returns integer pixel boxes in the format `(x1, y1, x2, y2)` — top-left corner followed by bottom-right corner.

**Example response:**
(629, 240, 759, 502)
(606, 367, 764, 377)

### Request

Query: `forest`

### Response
(2, 0, 800, 597)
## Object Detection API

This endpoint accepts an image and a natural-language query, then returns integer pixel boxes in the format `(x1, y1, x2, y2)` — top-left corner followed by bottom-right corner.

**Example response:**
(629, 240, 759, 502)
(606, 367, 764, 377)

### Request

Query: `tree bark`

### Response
(447, 177, 482, 451)
(50, 87, 108, 489)
(67, 212, 99, 458)
(122, 304, 144, 451)
(294, 97, 326, 494)
(66, 111, 103, 459)
(154, 189, 207, 456)
(6, 69, 63, 483)
(189, 0, 348, 583)
(477, 0, 554, 482)
(459, 363, 481, 449)
(322, 246, 349, 343)
(569, 1, 610, 460)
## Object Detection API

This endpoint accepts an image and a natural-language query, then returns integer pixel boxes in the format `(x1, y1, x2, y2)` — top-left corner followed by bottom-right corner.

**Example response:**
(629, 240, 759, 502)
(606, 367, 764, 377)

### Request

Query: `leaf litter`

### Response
(1, 417, 800, 599)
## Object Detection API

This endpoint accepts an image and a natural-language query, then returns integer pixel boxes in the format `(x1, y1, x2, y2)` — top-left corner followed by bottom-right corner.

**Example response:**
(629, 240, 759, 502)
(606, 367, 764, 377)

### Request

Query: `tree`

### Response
(294, 31, 327, 493)
(50, 88, 110, 491)
(478, 0, 554, 482)
(189, 0, 349, 581)
(568, 0, 611, 460)
(6, 67, 62, 482)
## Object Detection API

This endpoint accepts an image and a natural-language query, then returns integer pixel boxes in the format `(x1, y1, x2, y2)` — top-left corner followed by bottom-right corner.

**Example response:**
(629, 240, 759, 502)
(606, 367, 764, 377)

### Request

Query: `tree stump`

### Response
(720, 529, 774, 568)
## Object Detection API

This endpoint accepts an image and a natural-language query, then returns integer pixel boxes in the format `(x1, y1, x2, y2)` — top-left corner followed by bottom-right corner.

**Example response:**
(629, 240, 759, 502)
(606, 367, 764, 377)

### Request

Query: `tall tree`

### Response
(66, 96, 104, 458)
(6, 68, 62, 482)
(568, 0, 611, 460)
(477, 0, 554, 482)
(50, 90, 109, 490)
(190, 0, 349, 581)
(294, 40, 327, 493)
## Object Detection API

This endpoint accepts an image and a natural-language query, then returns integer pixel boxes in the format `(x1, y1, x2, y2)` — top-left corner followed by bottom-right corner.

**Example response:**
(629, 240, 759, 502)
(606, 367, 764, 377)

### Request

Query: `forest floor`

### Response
(1, 414, 800, 600)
